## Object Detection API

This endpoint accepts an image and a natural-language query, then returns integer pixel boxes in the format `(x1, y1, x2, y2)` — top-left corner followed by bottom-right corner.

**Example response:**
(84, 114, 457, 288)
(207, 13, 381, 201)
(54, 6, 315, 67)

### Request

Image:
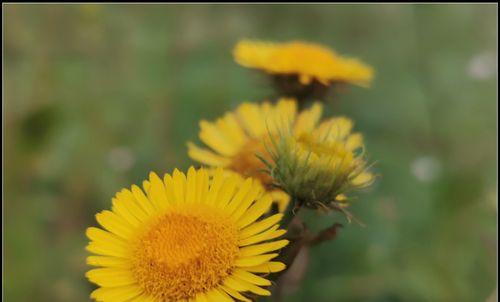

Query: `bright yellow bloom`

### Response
(234, 40, 374, 87)
(86, 167, 288, 302)
(187, 98, 322, 212)
(270, 115, 374, 211)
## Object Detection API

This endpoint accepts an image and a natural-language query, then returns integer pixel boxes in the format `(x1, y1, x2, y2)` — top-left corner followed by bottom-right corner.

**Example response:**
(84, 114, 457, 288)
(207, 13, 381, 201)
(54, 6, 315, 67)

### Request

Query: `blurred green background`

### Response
(4, 4, 497, 302)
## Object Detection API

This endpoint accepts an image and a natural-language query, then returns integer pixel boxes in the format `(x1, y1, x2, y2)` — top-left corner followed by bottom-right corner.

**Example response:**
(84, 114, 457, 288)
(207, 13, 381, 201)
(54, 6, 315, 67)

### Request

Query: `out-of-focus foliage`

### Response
(4, 4, 497, 302)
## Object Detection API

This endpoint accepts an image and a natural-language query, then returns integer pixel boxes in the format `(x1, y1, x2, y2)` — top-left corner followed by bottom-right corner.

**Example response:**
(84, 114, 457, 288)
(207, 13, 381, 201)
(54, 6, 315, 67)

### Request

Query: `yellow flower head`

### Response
(269, 115, 374, 211)
(234, 40, 374, 99)
(187, 98, 322, 211)
(86, 167, 288, 302)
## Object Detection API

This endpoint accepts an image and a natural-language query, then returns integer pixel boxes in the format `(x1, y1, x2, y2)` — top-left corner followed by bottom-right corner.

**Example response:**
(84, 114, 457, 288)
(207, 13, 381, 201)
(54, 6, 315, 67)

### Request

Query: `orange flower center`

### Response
(132, 208, 239, 301)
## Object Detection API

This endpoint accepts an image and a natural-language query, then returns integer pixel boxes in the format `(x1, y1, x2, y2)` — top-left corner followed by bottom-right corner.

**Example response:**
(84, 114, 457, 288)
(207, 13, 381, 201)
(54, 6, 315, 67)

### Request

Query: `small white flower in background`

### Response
(467, 51, 497, 80)
(107, 146, 135, 172)
(410, 156, 442, 183)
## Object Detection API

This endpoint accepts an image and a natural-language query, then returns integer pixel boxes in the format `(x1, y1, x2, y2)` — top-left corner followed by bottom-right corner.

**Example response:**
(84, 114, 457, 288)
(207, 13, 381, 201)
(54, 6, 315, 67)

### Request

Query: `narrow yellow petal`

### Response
(237, 103, 266, 138)
(235, 253, 278, 267)
(215, 176, 238, 208)
(187, 142, 230, 167)
(163, 173, 177, 205)
(239, 226, 286, 247)
(200, 120, 238, 157)
(112, 197, 141, 227)
(129, 294, 156, 302)
(239, 239, 289, 257)
(116, 189, 149, 222)
(224, 178, 253, 214)
(195, 293, 209, 302)
(237, 194, 273, 229)
(95, 210, 134, 240)
(245, 261, 286, 273)
(206, 288, 234, 302)
(131, 184, 156, 214)
(86, 268, 136, 287)
(219, 113, 248, 147)
(86, 227, 127, 247)
(220, 285, 251, 302)
(195, 168, 209, 203)
(90, 286, 142, 302)
(223, 276, 271, 296)
(172, 169, 187, 204)
(206, 168, 224, 205)
(86, 255, 130, 268)
(147, 172, 168, 210)
(232, 269, 271, 286)
(294, 102, 323, 136)
(230, 183, 263, 221)
(186, 167, 197, 203)
(86, 240, 129, 258)
(239, 214, 283, 239)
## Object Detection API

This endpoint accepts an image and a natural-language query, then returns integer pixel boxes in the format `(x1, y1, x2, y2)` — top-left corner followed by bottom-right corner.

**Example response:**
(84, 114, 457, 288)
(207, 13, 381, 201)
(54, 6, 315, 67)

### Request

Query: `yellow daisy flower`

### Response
(269, 115, 374, 212)
(187, 98, 321, 211)
(86, 167, 288, 302)
(233, 40, 374, 100)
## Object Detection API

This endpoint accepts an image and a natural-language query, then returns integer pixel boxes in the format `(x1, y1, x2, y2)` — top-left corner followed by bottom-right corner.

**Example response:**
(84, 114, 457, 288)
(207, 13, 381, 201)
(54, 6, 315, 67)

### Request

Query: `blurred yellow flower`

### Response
(187, 98, 321, 212)
(233, 40, 374, 95)
(269, 115, 374, 212)
(86, 167, 288, 302)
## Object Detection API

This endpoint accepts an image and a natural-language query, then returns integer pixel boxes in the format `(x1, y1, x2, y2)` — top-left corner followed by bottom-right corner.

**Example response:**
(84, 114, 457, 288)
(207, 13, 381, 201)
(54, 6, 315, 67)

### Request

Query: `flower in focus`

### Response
(86, 167, 288, 302)
(268, 115, 374, 213)
(233, 39, 374, 100)
(187, 98, 322, 212)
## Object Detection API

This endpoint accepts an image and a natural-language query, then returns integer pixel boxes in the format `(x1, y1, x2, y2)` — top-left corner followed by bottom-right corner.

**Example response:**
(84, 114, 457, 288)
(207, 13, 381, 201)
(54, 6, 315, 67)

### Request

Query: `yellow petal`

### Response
(245, 261, 286, 273)
(116, 189, 149, 222)
(239, 214, 283, 239)
(131, 184, 156, 215)
(218, 113, 248, 147)
(239, 226, 285, 246)
(215, 176, 238, 208)
(223, 276, 271, 296)
(195, 168, 209, 204)
(86, 227, 127, 247)
(90, 285, 142, 302)
(238, 239, 289, 257)
(294, 102, 322, 136)
(237, 195, 273, 229)
(235, 253, 278, 267)
(86, 268, 136, 287)
(220, 285, 251, 302)
(187, 142, 230, 167)
(186, 167, 197, 203)
(230, 183, 263, 222)
(95, 210, 134, 240)
(200, 120, 239, 157)
(147, 172, 168, 211)
(86, 255, 130, 268)
(205, 288, 233, 302)
(232, 269, 271, 286)
(195, 293, 209, 302)
(86, 240, 129, 258)
(206, 168, 224, 205)
(224, 178, 253, 213)
(237, 103, 266, 138)
(112, 197, 140, 227)
(172, 169, 187, 204)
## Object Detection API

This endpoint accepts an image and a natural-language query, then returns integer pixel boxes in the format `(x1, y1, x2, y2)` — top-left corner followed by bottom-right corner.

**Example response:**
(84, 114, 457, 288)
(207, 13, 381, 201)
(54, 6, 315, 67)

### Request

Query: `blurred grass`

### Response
(4, 4, 497, 302)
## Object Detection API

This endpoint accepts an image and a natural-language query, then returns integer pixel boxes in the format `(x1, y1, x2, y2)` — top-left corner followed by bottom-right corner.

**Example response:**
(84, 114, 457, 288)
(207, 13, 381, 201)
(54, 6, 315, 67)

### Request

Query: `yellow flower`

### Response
(233, 40, 374, 99)
(187, 98, 321, 212)
(269, 115, 374, 212)
(86, 167, 288, 302)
